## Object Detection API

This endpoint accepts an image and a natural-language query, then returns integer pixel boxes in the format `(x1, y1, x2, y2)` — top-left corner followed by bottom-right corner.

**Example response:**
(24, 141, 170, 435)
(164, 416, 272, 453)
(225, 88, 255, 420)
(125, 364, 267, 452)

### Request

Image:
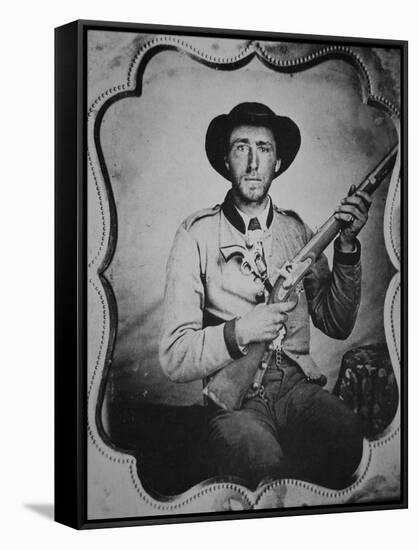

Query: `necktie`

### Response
(246, 217, 267, 287)
(248, 217, 261, 231)
(246, 217, 263, 248)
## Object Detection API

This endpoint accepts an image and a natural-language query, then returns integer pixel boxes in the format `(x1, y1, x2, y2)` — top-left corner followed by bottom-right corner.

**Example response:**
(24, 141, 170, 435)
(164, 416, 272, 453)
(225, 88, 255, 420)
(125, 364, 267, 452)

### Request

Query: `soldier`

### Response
(159, 102, 371, 490)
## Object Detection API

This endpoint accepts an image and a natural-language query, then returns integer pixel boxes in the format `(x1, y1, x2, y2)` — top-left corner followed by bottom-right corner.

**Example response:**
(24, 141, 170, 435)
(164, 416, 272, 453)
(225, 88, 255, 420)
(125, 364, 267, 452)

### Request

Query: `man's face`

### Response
(225, 125, 281, 205)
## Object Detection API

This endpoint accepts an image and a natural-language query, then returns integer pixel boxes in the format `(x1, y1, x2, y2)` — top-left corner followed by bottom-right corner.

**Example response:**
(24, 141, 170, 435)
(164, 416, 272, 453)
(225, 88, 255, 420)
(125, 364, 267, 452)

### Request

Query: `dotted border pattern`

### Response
(386, 173, 401, 269)
(389, 176, 401, 266)
(125, 37, 255, 88)
(88, 83, 127, 119)
(371, 425, 400, 449)
(390, 283, 401, 366)
(87, 278, 107, 398)
(254, 420, 400, 507)
(128, 463, 255, 512)
(88, 152, 107, 270)
(254, 442, 373, 506)
(88, 419, 134, 467)
(87, 36, 402, 513)
(382, 272, 402, 439)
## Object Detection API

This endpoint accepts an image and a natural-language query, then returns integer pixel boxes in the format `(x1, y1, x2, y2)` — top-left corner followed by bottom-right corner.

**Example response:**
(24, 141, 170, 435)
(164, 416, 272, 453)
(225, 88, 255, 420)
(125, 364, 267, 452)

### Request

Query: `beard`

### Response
(231, 176, 272, 206)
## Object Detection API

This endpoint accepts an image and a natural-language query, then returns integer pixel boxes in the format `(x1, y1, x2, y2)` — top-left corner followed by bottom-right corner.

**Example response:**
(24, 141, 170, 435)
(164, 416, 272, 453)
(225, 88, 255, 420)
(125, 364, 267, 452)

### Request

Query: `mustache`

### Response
(242, 175, 263, 181)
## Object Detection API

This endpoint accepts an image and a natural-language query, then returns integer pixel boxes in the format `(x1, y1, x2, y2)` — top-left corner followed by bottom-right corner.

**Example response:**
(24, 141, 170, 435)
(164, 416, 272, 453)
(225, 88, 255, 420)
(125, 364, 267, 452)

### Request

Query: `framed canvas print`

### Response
(55, 19, 407, 529)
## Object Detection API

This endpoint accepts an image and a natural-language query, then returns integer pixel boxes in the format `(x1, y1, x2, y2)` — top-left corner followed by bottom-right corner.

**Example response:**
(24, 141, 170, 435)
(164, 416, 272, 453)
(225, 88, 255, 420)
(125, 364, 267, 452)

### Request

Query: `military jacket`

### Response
(159, 191, 361, 385)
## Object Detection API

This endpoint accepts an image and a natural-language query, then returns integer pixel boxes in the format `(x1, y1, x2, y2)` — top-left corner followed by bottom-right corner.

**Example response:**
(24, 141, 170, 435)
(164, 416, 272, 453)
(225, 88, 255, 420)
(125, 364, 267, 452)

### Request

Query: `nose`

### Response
(247, 146, 259, 172)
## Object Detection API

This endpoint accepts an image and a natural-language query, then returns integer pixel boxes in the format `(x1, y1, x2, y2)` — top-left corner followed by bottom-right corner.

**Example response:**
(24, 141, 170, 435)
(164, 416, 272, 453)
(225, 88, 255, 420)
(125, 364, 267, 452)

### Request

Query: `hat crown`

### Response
(228, 102, 276, 125)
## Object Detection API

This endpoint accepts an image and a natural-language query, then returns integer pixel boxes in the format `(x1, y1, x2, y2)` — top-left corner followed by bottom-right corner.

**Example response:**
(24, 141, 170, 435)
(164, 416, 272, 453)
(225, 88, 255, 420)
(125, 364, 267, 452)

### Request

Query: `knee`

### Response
(326, 410, 364, 486)
(304, 394, 364, 487)
(335, 410, 363, 458)
(207, 410, 283, 487)
(209, 411, 277, 458)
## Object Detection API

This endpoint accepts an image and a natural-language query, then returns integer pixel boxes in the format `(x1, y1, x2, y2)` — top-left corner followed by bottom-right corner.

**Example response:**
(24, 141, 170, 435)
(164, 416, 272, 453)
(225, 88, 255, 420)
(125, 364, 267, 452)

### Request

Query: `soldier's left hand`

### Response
(335, 184, 372, 250)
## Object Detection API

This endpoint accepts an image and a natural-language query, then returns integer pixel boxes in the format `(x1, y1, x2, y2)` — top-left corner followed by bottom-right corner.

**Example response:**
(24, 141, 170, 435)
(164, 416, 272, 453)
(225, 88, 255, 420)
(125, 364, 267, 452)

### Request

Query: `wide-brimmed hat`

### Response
(205, 102, 301, 180)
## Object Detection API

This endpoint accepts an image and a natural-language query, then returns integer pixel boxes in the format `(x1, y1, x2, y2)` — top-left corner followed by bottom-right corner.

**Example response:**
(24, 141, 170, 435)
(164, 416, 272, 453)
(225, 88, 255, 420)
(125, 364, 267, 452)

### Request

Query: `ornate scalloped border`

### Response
(87, 35, 402, 517)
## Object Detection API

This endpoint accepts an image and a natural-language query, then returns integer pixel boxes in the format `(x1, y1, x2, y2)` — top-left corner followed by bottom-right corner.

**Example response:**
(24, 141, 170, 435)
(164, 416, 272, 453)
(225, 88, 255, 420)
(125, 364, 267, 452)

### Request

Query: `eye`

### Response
(258, 146, 271, 153)
(236, 144, 248, 152)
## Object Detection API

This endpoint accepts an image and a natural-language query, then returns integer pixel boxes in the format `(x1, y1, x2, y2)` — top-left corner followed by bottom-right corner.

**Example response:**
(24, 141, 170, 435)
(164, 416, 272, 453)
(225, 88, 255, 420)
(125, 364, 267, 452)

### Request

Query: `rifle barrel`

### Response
(289, 145, 399, 270)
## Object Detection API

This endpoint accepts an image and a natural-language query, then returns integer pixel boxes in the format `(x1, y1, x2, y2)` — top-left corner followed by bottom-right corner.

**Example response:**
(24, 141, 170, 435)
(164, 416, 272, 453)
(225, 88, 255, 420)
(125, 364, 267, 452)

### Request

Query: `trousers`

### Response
(207, 359, 363, 490)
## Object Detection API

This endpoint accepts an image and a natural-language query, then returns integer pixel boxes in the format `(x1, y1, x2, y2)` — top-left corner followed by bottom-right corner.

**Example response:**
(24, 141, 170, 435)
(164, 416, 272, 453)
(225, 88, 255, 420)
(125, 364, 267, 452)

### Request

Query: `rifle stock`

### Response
(203, 145, 398, 411)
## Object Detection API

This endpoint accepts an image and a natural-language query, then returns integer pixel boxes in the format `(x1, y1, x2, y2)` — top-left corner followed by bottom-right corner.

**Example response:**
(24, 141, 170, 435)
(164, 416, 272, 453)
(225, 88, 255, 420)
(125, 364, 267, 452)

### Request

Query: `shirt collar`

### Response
(235, 197, 271, 233)
(221, 190, 274, 234)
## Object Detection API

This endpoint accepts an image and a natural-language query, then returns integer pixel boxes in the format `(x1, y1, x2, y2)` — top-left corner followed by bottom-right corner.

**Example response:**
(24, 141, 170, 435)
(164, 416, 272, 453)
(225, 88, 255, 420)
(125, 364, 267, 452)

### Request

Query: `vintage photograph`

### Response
(85, 25, 404, 522)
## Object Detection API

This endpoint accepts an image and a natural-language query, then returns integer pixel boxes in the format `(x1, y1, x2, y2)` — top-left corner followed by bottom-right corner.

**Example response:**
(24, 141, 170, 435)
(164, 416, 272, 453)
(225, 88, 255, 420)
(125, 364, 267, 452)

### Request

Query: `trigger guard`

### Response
(272, 286, 299, 307)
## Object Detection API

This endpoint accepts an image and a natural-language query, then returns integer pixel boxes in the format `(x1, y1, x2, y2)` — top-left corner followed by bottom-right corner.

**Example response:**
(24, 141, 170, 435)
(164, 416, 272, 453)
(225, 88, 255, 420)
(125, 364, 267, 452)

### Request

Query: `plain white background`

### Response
(0, 0, 415, 547)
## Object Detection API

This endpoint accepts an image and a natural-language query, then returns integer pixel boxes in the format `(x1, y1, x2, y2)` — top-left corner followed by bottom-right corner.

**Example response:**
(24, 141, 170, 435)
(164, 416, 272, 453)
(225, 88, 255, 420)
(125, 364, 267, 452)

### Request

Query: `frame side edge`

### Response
(401, 40, 408, 508)
(54, 20, 81, 529)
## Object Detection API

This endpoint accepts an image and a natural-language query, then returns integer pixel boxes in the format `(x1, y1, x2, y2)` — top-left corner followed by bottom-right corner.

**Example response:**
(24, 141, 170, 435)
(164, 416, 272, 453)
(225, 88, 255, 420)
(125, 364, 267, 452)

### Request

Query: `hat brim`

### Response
(205, 110, 301, 181)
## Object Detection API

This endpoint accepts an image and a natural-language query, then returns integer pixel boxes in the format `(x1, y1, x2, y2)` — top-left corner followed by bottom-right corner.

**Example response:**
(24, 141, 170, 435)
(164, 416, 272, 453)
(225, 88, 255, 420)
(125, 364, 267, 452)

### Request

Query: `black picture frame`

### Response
(55, 19, 408, 529)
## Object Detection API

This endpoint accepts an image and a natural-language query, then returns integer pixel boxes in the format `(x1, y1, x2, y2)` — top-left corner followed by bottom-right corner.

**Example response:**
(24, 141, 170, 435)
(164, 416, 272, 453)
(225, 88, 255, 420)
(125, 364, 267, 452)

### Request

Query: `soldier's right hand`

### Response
(235, 301, 297, 346)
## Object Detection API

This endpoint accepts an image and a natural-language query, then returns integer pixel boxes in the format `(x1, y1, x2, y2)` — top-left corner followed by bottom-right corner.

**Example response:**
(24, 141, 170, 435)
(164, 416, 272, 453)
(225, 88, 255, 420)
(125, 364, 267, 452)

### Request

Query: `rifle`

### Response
(203, 144, 399, 411)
